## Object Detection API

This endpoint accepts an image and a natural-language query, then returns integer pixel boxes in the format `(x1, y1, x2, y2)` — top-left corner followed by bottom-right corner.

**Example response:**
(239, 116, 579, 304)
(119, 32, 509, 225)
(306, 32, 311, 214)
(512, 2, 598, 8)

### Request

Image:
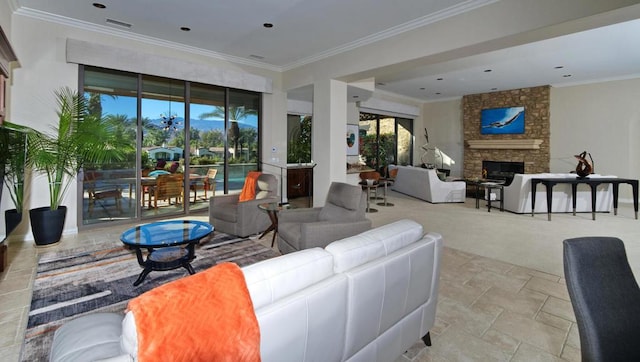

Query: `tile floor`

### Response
(0, 192, 590, 361)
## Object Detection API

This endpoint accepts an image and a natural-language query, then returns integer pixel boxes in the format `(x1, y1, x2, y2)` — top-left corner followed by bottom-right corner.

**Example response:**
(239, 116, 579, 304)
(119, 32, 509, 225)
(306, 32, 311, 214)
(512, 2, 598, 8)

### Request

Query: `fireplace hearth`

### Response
(482, 161, 524, 184)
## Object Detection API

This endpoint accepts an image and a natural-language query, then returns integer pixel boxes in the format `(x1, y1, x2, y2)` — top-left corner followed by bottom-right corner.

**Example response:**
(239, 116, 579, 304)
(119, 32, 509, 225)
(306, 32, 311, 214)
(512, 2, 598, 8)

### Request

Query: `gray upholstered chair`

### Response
(209, 173, 278, 237)
(276, 182, 372, 254)
(563, 237, 640, 361)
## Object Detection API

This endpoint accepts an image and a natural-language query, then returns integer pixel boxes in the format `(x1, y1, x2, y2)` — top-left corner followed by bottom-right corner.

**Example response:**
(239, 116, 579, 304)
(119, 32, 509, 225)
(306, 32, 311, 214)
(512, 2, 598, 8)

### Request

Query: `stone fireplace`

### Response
(463, 86, 550, 178)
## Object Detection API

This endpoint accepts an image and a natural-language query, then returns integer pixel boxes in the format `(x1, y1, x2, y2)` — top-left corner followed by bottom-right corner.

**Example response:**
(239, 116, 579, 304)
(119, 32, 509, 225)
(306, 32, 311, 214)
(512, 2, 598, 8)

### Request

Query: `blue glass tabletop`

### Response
(120, 220, 213, 247)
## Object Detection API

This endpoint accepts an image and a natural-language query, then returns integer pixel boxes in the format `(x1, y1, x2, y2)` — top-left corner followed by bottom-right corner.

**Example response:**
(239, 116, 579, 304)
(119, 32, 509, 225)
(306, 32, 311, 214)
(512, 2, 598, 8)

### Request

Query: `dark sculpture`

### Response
(574, 151, 594, 178)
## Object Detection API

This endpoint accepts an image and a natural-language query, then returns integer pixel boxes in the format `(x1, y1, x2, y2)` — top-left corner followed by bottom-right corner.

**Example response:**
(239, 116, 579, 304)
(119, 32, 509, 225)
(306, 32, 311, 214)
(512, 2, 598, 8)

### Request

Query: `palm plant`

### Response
(27, 87, 128, 210)
(0, 121, 29, 212)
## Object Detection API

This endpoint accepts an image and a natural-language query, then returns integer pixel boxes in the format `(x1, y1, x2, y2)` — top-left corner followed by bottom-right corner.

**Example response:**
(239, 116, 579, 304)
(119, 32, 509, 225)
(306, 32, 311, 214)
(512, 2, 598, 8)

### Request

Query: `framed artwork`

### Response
(346, 124, 359, 155)
(481, 106, 525, 134)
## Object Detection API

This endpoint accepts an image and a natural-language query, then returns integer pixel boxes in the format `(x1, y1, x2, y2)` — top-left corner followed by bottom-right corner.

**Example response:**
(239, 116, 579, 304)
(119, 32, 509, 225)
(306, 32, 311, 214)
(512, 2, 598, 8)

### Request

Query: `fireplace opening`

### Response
(482, 161, 524, 185)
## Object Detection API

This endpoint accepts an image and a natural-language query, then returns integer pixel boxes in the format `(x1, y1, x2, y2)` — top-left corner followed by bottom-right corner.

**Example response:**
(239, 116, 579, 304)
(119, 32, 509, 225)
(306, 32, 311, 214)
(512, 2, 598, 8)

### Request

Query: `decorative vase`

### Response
(29, 206, 67, 246)
(4, 209, 23, 237)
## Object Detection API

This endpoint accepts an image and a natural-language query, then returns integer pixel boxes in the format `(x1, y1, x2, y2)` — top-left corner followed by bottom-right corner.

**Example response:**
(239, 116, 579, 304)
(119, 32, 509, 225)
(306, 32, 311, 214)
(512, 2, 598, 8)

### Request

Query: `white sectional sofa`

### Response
(502, 173, 615, 214)
(50, 219, 443, 362)
(389, 165, 466, 203)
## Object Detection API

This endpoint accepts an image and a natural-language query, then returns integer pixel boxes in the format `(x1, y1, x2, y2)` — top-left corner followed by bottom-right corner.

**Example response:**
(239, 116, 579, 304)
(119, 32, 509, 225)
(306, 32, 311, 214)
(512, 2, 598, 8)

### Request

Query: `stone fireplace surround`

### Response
(463, 86, 550, 178)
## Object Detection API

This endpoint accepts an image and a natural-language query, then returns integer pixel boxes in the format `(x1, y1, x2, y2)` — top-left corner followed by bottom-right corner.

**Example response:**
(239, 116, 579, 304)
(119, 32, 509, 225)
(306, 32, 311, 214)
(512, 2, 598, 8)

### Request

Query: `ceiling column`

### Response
(312, 79, 347, 207)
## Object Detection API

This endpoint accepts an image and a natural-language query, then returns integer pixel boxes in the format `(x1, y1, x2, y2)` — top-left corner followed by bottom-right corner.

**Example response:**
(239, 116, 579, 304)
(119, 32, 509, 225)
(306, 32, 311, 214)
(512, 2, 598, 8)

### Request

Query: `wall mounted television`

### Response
(480, 106, 525, 135)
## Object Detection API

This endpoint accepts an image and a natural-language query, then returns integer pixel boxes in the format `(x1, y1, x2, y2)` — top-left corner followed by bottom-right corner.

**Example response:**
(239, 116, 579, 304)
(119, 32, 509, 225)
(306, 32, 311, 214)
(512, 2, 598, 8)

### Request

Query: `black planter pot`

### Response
(29, 206, 67, 246)
(4, 209, 23, 237)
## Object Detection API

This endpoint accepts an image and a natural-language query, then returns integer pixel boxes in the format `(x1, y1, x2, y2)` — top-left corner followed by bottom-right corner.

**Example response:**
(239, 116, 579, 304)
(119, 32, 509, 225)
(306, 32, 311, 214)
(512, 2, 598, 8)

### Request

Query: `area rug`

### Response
(21, 232, 280, 361)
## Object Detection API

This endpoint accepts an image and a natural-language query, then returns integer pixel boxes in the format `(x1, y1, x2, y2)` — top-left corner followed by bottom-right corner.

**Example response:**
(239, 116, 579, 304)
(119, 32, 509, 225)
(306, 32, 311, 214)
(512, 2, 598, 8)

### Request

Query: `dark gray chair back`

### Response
(563, 237, 640, 361)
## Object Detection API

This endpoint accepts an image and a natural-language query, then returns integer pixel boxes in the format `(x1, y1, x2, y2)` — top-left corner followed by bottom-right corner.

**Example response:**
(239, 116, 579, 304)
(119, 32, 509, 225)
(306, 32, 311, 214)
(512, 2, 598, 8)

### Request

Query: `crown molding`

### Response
(282, 0, 499, 71)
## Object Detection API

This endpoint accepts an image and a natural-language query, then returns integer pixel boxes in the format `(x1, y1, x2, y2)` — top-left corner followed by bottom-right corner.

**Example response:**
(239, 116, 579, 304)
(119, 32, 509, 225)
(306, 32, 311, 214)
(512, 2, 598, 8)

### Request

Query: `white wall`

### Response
(422, 99, 463, 176)
(550, 79, 640, 200)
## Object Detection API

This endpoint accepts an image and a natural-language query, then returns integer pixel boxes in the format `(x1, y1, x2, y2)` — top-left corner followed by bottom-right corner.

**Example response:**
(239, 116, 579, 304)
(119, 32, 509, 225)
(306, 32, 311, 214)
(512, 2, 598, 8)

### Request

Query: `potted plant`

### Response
(0, 122, 28, 236)
(27, 87, 127, 246)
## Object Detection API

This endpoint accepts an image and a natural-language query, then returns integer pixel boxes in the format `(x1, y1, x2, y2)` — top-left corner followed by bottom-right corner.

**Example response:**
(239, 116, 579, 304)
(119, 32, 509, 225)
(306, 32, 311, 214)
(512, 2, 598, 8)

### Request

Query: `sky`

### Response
(99, 95, 258, 128)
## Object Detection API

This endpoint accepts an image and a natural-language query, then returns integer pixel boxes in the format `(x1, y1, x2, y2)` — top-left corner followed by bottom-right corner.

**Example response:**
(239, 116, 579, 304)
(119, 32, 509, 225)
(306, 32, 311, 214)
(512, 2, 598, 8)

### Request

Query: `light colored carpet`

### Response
(367, 190, 639, 278)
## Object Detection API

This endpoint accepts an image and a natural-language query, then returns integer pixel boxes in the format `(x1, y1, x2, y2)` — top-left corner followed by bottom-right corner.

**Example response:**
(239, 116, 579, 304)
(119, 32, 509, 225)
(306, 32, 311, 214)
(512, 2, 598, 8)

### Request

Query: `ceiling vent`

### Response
(106, 18, 132, 29)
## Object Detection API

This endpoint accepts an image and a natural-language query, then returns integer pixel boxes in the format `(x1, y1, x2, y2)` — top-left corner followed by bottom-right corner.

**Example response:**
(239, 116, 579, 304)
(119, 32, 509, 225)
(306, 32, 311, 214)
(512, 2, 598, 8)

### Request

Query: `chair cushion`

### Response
(210, 204, 238, 222)
(319, 203, 358, 221)
(148, 170, 170, 177)
(318, 183, 362, 221)
(326, 183, 362, 210)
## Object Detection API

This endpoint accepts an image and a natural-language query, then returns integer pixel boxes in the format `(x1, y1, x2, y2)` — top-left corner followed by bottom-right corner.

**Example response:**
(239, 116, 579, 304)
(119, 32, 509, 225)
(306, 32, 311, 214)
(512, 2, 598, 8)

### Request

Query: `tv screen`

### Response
(481, 106, 525, 135)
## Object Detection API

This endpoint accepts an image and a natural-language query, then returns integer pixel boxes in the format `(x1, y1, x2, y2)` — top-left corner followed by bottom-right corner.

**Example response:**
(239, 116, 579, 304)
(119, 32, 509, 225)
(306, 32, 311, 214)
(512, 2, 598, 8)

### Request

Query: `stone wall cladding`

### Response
(463, 85, 550, 178)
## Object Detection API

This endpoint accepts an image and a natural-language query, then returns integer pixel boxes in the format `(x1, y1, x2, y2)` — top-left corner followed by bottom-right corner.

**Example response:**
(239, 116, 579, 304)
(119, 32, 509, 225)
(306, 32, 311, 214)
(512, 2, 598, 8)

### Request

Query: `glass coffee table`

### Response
(120, 220, 213, 286)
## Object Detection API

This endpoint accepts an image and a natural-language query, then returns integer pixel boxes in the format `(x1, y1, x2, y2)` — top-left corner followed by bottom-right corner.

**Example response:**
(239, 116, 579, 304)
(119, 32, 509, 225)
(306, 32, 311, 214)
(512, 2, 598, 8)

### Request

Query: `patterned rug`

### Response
(21, 232, 280, 361)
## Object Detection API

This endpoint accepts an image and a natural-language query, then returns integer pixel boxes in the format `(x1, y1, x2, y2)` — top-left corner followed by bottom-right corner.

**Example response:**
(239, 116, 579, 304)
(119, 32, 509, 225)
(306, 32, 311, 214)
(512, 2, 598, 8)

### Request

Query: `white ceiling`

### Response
(13, 0, 640, 102)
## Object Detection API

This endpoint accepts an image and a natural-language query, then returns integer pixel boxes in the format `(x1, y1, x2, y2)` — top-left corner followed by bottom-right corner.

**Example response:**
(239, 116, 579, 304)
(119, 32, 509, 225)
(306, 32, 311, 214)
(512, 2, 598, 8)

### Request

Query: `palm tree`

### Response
(199, 106, 257, 159)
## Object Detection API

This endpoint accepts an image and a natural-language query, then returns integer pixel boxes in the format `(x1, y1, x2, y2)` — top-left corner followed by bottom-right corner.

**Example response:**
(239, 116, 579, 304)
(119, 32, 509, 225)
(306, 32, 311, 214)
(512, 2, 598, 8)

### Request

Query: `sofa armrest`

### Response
(299, 219, 372, 249)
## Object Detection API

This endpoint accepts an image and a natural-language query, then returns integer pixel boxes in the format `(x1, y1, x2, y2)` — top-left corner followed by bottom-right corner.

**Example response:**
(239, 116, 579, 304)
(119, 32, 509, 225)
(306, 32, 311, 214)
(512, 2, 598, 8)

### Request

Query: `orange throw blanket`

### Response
(127, 262, 261, 362)
(239, 171, 261, 202)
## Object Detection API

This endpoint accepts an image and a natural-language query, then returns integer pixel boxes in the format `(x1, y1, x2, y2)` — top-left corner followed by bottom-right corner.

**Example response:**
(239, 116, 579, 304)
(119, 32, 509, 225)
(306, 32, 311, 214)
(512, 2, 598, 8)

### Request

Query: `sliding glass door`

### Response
(80, 66, 261, 227)
(359, 113, 413, 175)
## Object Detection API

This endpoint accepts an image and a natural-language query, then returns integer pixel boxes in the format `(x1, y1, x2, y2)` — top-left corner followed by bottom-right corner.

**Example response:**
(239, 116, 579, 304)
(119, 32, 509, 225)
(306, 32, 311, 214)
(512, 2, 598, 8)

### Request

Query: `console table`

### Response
(531, 177, 639, 221)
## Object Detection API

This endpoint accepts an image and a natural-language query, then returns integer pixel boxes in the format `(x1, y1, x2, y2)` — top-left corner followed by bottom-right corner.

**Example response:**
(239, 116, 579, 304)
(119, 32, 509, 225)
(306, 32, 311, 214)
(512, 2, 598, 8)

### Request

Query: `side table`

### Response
(376, 179, 394, 207)
(482, 182, 504, 212)
(358, 181, 379, 213)
(258, 202, 293, 247)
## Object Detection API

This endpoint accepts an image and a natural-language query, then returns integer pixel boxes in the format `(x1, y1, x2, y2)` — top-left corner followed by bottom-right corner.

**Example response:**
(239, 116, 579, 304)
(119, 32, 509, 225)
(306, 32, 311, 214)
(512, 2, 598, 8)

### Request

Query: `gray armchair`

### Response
(209, 173, 278, 237)
(563, 236, 640, 361)
(277, 182, 372, 254)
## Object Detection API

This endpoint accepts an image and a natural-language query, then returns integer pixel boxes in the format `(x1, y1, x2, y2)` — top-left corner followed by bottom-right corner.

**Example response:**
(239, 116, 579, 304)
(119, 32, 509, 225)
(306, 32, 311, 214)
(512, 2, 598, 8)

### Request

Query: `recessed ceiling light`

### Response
(180, 27, 191, 32)
(563, 74, 572, 77)
(93, 3, 106, 9)
(483, 69, 492, 73)
(263, 23, 274, 28)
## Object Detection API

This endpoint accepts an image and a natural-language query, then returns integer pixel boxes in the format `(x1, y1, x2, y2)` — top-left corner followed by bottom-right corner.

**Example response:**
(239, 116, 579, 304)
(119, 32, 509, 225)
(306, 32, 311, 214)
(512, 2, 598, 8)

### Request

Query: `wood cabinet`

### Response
(287, 167, 313, 199)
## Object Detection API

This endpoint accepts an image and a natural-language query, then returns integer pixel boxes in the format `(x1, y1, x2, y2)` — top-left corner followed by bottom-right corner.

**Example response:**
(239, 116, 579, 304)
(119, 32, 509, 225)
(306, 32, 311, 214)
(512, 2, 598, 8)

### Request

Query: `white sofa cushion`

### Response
(325, 219, 424, 273)
(339, 232, 443, 361)
(242, 248, 334, 309)
(255, 274, 349, 362)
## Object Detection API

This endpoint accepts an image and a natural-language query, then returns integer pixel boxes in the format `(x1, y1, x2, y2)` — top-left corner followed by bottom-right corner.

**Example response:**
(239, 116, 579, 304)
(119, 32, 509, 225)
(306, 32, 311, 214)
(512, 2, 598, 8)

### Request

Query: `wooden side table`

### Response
(258, 203, 292, 247)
